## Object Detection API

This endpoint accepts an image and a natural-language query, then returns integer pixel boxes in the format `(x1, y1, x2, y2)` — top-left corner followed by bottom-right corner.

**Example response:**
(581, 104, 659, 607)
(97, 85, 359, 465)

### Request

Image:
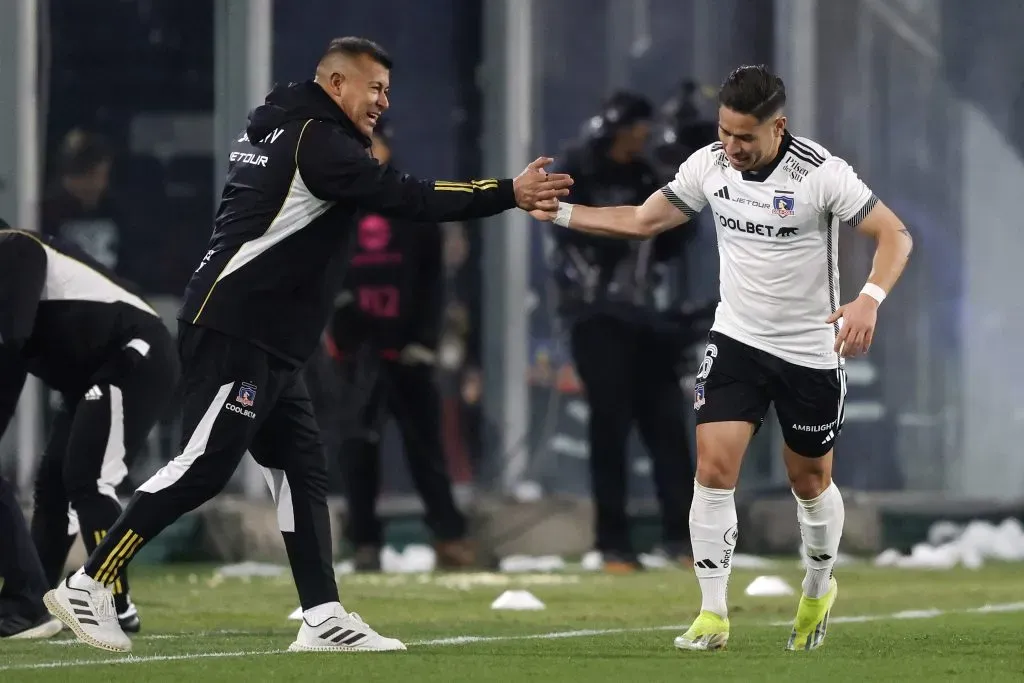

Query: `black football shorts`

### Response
(693, 331, 846, 457)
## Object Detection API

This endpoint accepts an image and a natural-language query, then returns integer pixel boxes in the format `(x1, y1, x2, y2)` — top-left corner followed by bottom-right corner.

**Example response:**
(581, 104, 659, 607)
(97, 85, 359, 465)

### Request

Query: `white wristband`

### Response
(553, 202, 574, 227)
(860, 283, 886, 305)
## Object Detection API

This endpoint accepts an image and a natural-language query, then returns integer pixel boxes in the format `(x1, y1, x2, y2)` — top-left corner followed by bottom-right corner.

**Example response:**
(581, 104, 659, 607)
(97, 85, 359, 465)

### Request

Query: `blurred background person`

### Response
(40, 130, 127, 276)
(322, 121, 476, 572)
(549, 91, 697, 572)
(651, 80, 721, 184)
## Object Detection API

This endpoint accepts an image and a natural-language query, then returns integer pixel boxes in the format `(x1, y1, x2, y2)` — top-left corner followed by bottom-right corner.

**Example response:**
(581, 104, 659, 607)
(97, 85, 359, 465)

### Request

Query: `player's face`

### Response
(337, 55, 391, 137)
(718, 106, 785, 172)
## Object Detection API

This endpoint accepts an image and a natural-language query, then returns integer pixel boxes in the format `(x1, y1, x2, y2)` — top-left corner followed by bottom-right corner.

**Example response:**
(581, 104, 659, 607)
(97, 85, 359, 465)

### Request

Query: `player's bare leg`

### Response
(784, 444, 843, 651)
(674, 421, 753, 652)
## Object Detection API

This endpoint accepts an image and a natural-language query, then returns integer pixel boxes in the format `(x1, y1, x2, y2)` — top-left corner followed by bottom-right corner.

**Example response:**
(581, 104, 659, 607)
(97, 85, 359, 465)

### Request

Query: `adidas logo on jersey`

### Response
(84, 386, 103, 401)
(713, 186, 774, 211)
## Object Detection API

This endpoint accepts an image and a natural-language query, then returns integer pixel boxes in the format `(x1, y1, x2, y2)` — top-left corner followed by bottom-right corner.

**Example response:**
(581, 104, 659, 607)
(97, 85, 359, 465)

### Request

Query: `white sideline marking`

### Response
(764, 601, 1024, 626)
(0, 650, 286, 671)
(4, 601, 1023, 672)
(410, 624, 688, 646)
(42, 629, 253, 646)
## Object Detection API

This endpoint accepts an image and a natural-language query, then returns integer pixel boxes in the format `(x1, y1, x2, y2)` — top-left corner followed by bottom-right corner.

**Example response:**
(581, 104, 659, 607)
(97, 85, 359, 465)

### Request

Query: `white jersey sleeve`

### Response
(660, 145, 714, 220)
(808, 156, 879, 227)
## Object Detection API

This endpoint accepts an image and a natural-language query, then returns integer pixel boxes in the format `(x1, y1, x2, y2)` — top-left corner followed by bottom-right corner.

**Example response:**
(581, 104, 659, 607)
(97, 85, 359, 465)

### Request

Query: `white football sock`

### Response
(689, 481, 738, 619)
(794, 481, 845, 598)
(304, 601, 344, 623)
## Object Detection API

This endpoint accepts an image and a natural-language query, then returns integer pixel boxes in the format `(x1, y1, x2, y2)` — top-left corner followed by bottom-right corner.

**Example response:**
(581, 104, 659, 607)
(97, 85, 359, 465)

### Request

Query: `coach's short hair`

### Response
(321, 36, 393, 69)
(718, 65, 786, 122)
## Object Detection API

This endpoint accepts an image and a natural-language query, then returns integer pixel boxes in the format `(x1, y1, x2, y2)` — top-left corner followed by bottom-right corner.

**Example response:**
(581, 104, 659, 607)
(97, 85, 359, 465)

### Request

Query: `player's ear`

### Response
(774, 115, 787, 136)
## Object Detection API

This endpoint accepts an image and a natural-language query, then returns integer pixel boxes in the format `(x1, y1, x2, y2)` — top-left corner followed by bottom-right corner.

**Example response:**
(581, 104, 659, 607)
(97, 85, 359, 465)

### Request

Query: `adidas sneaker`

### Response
(44, 569, 131, 652)
(289, 605, 405, 652)
(0, 611, 63, 640)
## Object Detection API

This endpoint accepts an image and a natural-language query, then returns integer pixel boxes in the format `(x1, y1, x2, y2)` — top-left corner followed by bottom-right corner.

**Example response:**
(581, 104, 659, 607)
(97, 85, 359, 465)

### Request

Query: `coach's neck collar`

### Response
(741, 130, 792, 183)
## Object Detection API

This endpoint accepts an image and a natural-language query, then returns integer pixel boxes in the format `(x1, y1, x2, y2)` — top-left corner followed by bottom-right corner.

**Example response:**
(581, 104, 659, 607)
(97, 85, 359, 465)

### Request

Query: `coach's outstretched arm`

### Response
(298, 120, 573, 221)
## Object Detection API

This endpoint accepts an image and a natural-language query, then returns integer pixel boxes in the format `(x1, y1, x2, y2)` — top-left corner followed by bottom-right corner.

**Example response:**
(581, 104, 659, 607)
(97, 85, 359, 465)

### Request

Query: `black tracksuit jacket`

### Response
(178, 80, 516, 365)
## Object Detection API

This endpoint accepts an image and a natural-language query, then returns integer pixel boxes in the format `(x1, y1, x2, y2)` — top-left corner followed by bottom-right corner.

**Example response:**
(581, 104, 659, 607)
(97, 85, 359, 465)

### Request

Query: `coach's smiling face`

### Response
(718, 106, 786, 173)
(319, 52, 391, 138)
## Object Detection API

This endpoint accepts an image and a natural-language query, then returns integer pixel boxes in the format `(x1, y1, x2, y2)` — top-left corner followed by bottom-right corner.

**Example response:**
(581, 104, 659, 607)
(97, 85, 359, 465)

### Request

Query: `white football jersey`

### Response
(663, 131, 877, 370)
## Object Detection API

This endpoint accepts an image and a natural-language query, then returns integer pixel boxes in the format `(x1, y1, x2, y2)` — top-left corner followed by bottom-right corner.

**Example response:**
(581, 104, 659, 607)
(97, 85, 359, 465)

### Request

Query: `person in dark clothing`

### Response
(47, 36, 572, 654)
(550, 92, 696, 572)
(323, 123, 474, 571)
(0, 220, 178, 639)
(40, 130, 132, 278)
(0, 476, 58, 640)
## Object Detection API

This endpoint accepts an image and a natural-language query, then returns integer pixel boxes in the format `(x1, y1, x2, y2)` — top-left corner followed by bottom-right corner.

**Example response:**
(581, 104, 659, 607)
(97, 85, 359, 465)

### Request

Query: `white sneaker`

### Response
(44, 570, 132, 653)
(288, 606, 406, 652)
(0, 612, 64, 640)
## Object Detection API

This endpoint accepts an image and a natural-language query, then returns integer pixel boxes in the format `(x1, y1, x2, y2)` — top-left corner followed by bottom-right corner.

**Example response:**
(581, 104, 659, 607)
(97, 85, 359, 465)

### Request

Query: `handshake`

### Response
(511, 157, 573, 213)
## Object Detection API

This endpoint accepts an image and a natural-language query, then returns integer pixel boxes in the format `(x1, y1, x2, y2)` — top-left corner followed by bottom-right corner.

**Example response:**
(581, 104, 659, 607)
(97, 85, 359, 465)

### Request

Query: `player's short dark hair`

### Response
(718, 65, 786, 122)
(322, 36, 393, 70)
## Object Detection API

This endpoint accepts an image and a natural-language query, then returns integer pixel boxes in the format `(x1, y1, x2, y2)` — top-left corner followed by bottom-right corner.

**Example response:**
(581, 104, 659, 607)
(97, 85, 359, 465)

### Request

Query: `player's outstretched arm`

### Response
(530, 187, 694, 239)
(297, 121, 572, 222)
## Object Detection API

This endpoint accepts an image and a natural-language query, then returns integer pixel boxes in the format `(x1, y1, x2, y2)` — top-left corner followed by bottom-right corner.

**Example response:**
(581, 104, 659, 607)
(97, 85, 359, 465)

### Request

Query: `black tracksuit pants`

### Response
(30, 324, 178, 614)
(0, 476, 50, 620)
(569, 312, 695, 556)
(83, 324, 337, 609)
(336, 350, 466, 547)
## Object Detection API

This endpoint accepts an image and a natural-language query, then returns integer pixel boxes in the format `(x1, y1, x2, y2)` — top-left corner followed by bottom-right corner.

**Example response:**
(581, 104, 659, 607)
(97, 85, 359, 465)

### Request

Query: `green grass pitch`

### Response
(2, 562, 1022, 682)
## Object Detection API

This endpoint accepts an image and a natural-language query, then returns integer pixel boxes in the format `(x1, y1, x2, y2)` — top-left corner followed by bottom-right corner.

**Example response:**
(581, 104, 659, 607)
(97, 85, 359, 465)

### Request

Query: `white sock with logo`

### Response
(795, 481, 845, 598)
(689, 481, 737, 619)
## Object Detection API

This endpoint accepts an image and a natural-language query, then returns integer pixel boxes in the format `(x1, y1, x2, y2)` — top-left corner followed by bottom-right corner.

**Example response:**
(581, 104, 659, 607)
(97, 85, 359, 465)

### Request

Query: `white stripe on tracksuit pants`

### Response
(83, 324, 338, 610)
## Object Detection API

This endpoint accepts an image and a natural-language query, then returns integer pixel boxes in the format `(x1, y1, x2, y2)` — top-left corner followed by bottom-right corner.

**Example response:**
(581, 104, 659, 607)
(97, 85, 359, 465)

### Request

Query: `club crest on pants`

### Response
(694, 382, 706, 410)
(236, 382, 257, 407)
